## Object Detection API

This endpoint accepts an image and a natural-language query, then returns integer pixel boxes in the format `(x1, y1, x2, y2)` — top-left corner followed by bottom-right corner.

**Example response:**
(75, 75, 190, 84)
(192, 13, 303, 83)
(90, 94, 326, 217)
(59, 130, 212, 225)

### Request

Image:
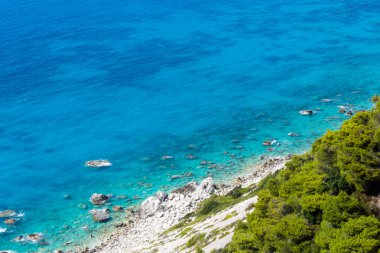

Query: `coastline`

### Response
(2, 0, 380, 249)
(74, 155, 289, 253)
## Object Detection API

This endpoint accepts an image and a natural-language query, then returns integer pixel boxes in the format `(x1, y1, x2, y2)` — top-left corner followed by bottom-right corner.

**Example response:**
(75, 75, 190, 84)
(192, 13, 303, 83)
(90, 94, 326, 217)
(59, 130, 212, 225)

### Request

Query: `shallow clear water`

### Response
(0, 0, 379, 251)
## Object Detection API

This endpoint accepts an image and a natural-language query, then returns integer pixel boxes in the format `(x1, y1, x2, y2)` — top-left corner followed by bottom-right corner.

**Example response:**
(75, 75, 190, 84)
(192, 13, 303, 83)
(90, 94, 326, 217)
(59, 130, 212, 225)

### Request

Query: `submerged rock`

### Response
(161, 155, 174, 160)
(0, 210, 16, 218)
(77, 203, 88, 210)
(115, 195, 127, 200)
(262, 141, 271, 146)
(200, 160, 209, 166)
(89, 193, 109, 205)
(4, 219, 16, 225)
(263, 139, 277, 146)
(137, 182, 153, 188)
(185, 154, 197, 160)
(112, 205, 124, 212)
(91, 209, 110, 222)
(171, 172, 193, 180)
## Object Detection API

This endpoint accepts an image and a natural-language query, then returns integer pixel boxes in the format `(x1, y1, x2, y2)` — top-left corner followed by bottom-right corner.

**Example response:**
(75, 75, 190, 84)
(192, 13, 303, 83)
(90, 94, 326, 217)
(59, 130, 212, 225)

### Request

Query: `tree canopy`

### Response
(224, 97, 380, 253)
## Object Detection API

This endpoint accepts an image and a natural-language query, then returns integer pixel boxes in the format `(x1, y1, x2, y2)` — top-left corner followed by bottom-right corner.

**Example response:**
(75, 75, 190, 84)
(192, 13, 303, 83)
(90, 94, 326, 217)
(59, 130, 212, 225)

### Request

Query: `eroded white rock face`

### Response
(139, 178, 216, 219)
(140, 196, 161, 217)
(196, 177, 216, 195)
(155, 191, 168, 202)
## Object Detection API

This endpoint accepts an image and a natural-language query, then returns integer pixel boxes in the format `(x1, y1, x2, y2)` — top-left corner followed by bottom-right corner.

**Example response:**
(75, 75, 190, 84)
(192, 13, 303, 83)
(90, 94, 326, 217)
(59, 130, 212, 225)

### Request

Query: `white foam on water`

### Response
(16, 212, 25, 218)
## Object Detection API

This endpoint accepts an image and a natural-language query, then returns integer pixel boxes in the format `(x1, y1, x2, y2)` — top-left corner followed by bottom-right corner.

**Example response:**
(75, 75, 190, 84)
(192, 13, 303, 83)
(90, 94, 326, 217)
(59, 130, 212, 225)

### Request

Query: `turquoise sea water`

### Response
(0, 0, 380, 251)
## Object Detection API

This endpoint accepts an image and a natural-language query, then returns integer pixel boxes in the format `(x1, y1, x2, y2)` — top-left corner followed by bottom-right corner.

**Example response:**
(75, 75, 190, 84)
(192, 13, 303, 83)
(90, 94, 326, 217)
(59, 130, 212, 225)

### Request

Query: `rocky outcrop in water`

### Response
(90, 194, 109, 205)
(0, 210, 16, 218)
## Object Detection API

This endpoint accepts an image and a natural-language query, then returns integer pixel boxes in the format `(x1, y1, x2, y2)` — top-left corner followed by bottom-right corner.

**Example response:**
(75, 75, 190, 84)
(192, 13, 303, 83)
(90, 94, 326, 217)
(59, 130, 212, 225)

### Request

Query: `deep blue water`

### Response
(0, 0, 380, 251)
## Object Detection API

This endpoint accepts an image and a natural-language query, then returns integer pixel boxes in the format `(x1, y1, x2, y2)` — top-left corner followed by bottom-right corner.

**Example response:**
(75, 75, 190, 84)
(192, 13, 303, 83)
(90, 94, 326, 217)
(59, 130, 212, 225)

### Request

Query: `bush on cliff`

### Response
(224, 96, 380, 253)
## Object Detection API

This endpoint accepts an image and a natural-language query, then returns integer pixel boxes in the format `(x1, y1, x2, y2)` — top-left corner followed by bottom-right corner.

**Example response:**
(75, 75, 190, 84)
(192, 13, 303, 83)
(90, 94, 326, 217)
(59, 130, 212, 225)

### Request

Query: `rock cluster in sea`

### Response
(0, 209, 48, 250)
(13, 233, 45, 244)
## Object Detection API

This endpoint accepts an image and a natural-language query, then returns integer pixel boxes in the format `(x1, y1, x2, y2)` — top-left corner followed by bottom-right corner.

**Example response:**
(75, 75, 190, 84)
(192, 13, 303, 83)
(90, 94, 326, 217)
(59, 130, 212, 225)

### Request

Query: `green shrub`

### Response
(187, 233, 205, 248)
(198, 199, 219, 216)
(195, 246, 205, 253)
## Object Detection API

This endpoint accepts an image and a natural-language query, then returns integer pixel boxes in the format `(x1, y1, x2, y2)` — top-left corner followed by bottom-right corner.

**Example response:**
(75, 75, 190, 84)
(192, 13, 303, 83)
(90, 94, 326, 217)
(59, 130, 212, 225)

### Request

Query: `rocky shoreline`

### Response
(74, 156, 289, 253)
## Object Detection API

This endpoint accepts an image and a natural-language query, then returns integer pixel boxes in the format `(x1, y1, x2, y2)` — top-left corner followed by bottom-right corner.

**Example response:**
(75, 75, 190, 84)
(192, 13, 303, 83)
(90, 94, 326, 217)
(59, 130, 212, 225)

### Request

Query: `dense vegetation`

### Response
(224, 97, 380, 253)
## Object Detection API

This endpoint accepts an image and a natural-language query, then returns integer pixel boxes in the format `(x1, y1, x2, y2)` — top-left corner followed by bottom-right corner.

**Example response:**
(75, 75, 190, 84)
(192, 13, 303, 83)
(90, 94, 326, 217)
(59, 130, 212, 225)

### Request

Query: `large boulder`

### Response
(89, 193, 109, 205)
(196, 177, 216, 195)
